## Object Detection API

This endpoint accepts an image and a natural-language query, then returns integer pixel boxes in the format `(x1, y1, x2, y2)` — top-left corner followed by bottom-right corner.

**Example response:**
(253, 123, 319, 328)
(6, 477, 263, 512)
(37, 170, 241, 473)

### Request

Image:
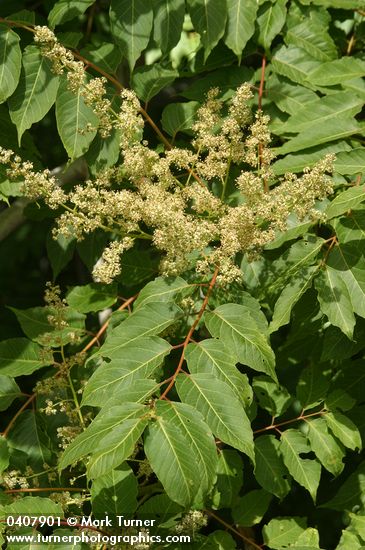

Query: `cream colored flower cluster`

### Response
(34, 25, 85, 92)
(0, 81, 334, 284)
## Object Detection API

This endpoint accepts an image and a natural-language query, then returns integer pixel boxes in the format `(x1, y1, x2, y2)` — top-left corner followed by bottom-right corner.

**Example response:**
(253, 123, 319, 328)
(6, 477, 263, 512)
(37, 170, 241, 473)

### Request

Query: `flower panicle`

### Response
(0, 79, 335, 285)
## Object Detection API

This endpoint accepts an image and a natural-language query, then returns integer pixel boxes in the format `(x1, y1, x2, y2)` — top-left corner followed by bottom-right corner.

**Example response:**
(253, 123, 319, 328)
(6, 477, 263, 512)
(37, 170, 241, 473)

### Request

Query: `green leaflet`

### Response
(326, 186, 365, 219)
(307, 417, 345, 476)
(0, 437, 9, 475)
(267, 75, 318, 116)
(80, 43, 123, 74)
(212, 449, 244, 509)
(181, 65, 254, 101)
(161, 101, 199, 138)
(0, 338, 53, 377)
(8, 411, 53, 469)
(296, 364, 330, 410)
(325, 411, 362, 452)
(263, 517, 307, 550)
(270, 266, 317, 333)
(272, 141, 352, 175)
(275, 118, 362, 155)
(257, 0, 287, 52)
(330, 361, 365, 405)
(9, 46, 59, 145)
(87, 417, 148, 478)
(188, 0, 228, 61)
(81, 336, 171, 406)
(271, 45, 320, 87)
(325, 390, 356, 413)
(233, 489, 272, 527)
(0, 25, 21, 104)
(185, 339, 253, 409)
(306, 57, 365, 86)
(203, 531, 237, 549)
(296, 528, 321, 548)
(205, 303, 276, 381)
(138, 494, 183, 522)
(134, 276, 192, 308)
(268, 237, 324, 296)
(321, 461, 365, 511)
(332, 209, 365, 247)
(224, 0, 258, 60)
(348, 513, 365, 544)
(315, 265, 356, 339)
(155, 401, 218, 505)
(326, 244, 365, 320)
(176, 373, 254, 461)
(144, 401, 206, 507)
(96, 302, 180, 360)
(55, 75, 98, 161)
(2, 497, 63, 518)
(66, 282, 118, 313)
(59, 403, 147, 470)
(48, 0, 95, 28)
(336, 529, 364, 550)
(110, 0, 154, 71)
(252, 376, 292, 417)
(0, 375, 21, 411)
(91, 465, 138, 519)
(265, 213, 312, 250)
(285, 20, 337, 62)
(254, 435, 291, 500)
(9, 306, 85, 347)
(272, 92, 363, 136)
(132, 64, 178, 103)
(99, 379, 159, 411)
(46, 232, 75, 280)
(308, 0, 364, 6)
(280, 429, 321, 502)
(85, 127, 121, 175)
(153, 0, 186, 54)
(335, 149, 365, 176)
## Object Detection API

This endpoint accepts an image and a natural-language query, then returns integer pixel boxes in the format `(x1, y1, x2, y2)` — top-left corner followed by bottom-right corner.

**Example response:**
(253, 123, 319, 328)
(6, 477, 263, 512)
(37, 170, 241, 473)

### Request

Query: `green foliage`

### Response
(8, 46, 60, 145)
(0, 1, 364, 549)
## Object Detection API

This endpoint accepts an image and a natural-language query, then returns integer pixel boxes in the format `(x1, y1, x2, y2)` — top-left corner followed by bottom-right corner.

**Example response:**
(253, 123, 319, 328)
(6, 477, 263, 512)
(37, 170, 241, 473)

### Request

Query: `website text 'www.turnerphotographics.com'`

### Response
(3, 514, 192, 546)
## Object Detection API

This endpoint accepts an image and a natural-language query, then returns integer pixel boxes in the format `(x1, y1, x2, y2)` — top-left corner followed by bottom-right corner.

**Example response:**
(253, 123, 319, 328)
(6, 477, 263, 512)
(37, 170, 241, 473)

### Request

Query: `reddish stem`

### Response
(160, 267, 219, 399)
(2, 394, 36, 438)
(258, 55, 266, 111)
(253, 409, 325, 435)
(82, 294, 137, 352)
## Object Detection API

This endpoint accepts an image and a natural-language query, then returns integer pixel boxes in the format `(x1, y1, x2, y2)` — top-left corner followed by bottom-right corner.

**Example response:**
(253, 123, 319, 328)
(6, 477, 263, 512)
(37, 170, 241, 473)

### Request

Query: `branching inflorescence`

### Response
(0, 26, 334, 285)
